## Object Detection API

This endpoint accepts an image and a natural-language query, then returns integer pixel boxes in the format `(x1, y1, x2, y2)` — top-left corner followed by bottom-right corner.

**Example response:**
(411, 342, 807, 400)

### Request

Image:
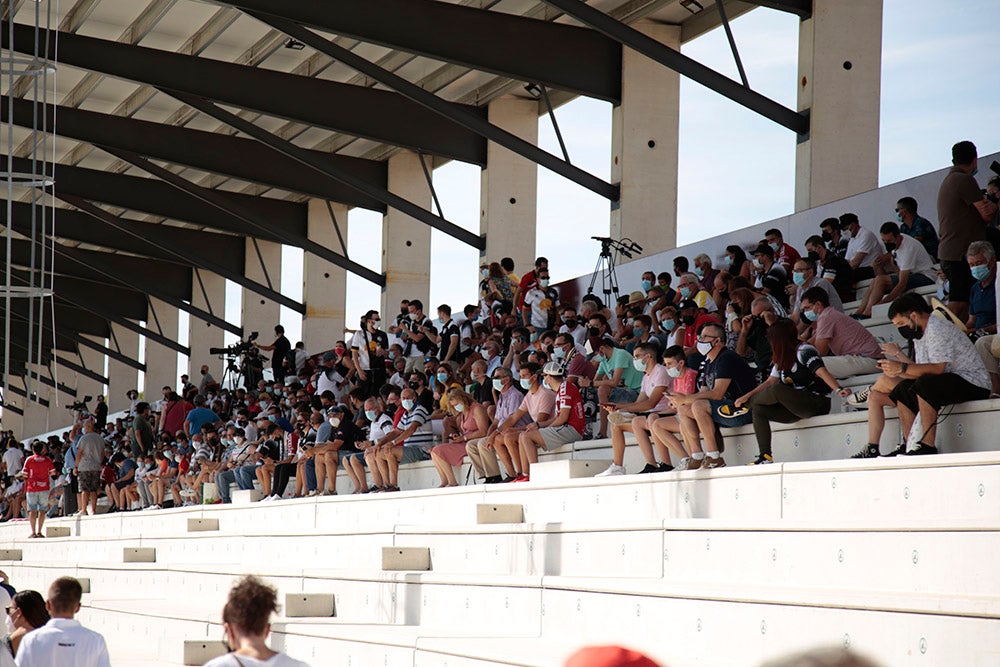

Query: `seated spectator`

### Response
(558, 306, 588, 348)
(374, 388, 433, 492)
(553, 333, 595, 387)
(261, 423, 298, 501)
(752, 244, 789, 310)
(789, 257, 843, 324)
(214, 428, 255, 504)
(851, 222, 936, 319)
(656, 305, 684, 349)
(666, 323, 757, 469)
(966, 241, 1000, 394)
(253, 424, 282, 499)
(493, 363, 554, 480)
(639, 270, 657, 295)
(466, 367, 530, 484)
(820, 216, 849, 258)
(764, 228, 802, 274)
(6, 589, 49, 657)
(313, 406, 360, 495)
(735, 296, 777, 380)
(855, 293, 990, 458)
(805, 234, 855, 303)
(676, 272, 718, 312)
(724, 244, 752, 280)
(692, 253, 718, 291)
(802, 287, 882, 380)
(673, 255, 689, 278)
(677, 299, 721, 356)
(647, 346, 705, 470)
(897, 196, 939, 259)
(712, 271, 733, 314)
(840, 212, 882, 282)
(517, 362, 586, 481)
(592, 338, 643, 438)
(597, 343, 676, 476)
(204, 576, 310, 667)
(736, 319, 851, 464)
(429, 389, 489, 487)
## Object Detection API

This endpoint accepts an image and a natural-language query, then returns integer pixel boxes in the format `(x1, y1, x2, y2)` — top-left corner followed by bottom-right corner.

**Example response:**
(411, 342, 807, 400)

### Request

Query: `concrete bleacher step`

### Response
(232, 489, 264, 505)
(530, 459, 610, 482)
(382, 546, 432, 571)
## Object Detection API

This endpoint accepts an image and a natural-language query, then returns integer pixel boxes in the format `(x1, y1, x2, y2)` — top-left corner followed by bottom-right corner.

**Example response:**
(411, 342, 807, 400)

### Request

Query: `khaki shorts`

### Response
(538, 425, 583, 451)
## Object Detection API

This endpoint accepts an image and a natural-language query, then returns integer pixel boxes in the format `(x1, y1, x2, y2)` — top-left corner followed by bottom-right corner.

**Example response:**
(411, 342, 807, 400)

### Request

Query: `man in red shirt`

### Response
(514, 256, 548, 318)
(20, 441, 56, 538)
(517, 361, 585, 481)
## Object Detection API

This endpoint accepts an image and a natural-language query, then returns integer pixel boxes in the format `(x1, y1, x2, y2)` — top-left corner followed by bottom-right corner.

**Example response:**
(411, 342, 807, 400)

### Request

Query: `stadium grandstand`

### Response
(0, 0, 998, 665)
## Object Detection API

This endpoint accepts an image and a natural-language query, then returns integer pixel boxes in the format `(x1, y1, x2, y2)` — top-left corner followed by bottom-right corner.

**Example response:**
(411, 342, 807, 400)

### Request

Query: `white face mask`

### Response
(5, 613, 14, 634)
(453, 403, 465, 413)
(696, 341, 713, 356)
(329, 418, 341, 428)
(666, 365, 682, 378)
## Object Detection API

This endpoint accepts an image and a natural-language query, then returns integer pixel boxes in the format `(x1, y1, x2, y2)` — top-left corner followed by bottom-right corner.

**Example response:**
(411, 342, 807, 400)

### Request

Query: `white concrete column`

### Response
(381, 151, 432, 315)
(481, 95, 539, 275)
(795, 0, 882, 211)
(21, 370, 52, 438)
(107, 324, 139, 414)
(188, 270, 226, 381)
(304, 199, 349, 351)
(144, 298, 180, 395)
(243, 240, 283, 338)
(610, 20, 681, 256)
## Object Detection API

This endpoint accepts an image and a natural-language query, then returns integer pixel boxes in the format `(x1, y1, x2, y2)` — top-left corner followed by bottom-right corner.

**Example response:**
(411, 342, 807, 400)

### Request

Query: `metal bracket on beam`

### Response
(249, 237, 275, 291)
(416, 151, 445, 219)
(193, 268, 215, 318)
(715, 0, 749, 88)
(538, 0, 809, 135)
(530, 83, 571, 164)
(243, 11, 620, 202)
(325, 200, 349, 258)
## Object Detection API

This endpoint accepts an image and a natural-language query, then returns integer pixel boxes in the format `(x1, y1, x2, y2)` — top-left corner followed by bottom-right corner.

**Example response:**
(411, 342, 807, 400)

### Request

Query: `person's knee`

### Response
(691, 399, 710, 416)
(630, 416, 647, 430)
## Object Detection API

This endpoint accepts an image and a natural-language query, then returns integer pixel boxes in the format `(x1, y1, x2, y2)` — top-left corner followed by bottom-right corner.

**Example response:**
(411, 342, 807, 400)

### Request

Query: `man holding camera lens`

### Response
(254, 325, 291, 383)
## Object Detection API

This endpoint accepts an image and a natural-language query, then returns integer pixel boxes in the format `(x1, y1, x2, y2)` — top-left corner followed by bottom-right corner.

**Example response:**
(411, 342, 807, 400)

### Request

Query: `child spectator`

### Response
(19, 442, 56, 539)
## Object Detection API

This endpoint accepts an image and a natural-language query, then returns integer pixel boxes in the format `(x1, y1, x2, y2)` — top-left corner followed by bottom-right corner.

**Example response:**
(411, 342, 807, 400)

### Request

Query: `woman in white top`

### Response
(204, 576, 310, 667)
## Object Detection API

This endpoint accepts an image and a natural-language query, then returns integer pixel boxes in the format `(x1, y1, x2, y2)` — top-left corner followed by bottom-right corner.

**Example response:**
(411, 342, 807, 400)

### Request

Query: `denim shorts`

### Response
(343, 452, 367, 468)
(26, 491, 49, 512)
(609, 387, 639, 403)
(400, 446, 431, 465)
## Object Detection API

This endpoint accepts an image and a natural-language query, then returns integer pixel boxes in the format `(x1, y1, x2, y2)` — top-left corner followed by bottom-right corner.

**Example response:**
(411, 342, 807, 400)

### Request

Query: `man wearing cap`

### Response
(315, 352, 345, 397)
(516, 361, 585, 481)
(592, 338, 643, 439)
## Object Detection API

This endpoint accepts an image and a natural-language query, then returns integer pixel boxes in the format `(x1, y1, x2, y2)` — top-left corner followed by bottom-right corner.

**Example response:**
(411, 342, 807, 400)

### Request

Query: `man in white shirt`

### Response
(3, 440, 24, 483)
(839, 213, 882, 282)
(852, 221, 936, 319)
(16, 577, 110, 667)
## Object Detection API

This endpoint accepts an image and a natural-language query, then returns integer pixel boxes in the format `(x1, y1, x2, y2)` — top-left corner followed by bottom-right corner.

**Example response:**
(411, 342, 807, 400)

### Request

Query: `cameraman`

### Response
(254, 325, 292, 383)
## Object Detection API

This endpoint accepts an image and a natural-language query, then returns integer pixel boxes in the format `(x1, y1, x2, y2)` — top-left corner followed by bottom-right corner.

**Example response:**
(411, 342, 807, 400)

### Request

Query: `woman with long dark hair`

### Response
(6, 589, 50, 657)
(725, 244, 752, 280)
(735, 319, 851, 464)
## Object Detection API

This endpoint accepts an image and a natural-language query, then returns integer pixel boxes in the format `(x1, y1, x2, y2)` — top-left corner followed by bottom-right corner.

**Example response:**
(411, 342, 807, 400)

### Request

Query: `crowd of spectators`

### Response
(0, 141, 997, 513)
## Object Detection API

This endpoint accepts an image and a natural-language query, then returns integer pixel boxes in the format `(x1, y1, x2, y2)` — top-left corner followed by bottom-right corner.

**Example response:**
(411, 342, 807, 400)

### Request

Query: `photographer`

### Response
(254, 324, 292, 382)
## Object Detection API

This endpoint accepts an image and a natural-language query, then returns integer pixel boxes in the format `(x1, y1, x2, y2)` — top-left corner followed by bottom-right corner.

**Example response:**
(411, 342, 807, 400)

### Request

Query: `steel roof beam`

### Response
(1, 95, 388, 211)
(54, 355, 108, 386)
(219, 0, 622, 102)
(1, 21, 489, 165)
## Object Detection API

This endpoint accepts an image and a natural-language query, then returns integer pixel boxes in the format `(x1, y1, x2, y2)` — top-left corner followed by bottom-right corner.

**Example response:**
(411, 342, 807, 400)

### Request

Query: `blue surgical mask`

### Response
(519, 378, 532, 390)
(769, 242, 780, 252)
(436, 372, 449, 383)
(694, 267, 704, 278)
(641, 279, 653, 292)
(971, 264, 991, 282)
(724, 255, 733, 266)
(492, 378, 504, 391)
(679, 286, 692, 299)
(632, 326, 644, 337)
(365, 409, 377, 421)
(552, 346, 566, 359)
(661, 319, 676, 332)
(666, 365, 682, 378)
(401, 399, 415, 411)
(803, 309, 818, 322)
(895, 211, 904, 223)
(792, 271, 807, 287)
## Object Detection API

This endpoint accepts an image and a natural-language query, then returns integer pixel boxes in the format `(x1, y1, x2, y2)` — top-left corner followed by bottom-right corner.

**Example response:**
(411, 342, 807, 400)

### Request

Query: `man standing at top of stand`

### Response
(254, 325, 291, 383)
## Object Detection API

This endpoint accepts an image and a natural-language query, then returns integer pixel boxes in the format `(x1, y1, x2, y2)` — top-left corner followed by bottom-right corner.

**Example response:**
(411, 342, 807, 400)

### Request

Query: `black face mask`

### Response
(400, 308, 408, 316)
(587, 326, 600, 338)
(408, 381, 421, 390)
(897, 323, 923, 340)
(807, 251, 820, 263)
(884, 242, 897, 252)
(682, 314, 696, 326)
(821, 231, 832, 242)
(564, 318, 577, 329)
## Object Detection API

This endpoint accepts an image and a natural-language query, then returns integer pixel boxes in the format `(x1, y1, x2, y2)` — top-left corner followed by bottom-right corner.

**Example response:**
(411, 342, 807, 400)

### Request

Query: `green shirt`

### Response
(598, 347, 643, 391)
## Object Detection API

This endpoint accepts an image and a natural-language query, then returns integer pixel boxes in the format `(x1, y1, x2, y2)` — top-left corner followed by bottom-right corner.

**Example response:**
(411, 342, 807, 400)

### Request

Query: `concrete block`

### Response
(477, 503, 524, 524)
(0, 550, 22, 561)
(530, 459, 612, 483)
(284, 593, 336, 617)
(123, 547, 156, 563)
(45, 526, 71, 538)
(187, 518, 219, 532)
(382, 546, 431, 571)
(232, 489, 263, 505)
(77, 577, 91, 594)
(183, 640, 228, 665)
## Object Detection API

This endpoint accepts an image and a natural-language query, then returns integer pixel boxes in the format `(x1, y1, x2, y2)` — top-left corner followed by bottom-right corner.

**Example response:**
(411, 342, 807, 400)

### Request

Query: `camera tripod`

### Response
(586, 236, 643, 302)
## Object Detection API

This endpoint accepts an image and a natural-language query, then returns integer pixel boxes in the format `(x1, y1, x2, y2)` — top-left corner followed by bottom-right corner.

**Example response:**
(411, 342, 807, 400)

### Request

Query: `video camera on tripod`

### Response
(210, 331, 260, 358)
(67, 395, 93, 415)
(587, 236, 644, 299)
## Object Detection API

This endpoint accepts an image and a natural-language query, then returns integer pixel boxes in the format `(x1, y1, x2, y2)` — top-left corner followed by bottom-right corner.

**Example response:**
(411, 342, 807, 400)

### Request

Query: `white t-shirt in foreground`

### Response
(203, 652, 311, 667)
(15, 618, 111, 667)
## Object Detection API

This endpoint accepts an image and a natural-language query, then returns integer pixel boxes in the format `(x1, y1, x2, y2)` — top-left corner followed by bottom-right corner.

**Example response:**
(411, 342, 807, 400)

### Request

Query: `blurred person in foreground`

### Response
(14, 577, 109, 667)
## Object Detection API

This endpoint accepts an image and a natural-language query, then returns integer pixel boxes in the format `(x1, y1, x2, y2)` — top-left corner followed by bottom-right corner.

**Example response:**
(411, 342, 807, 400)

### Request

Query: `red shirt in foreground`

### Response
(22, 454, 55, 493)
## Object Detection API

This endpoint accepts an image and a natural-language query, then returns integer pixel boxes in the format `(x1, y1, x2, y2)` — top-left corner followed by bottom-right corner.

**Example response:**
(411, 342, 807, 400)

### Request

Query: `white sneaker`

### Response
(595, 464, 627, 477)
(846, 386, 870, 408)
(269, 495, 282, 501)
(260, 495, 274, 503)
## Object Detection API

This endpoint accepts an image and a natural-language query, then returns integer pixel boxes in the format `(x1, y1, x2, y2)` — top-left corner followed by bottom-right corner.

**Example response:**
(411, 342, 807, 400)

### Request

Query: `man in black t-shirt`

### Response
(805, 235, 855, 304)
(668, 323, 758, 469)
(254, 325, 292, 382)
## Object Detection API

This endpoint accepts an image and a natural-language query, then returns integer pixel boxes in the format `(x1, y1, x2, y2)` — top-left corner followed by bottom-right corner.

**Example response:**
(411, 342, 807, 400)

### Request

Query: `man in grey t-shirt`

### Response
(75, 420, 106, 516)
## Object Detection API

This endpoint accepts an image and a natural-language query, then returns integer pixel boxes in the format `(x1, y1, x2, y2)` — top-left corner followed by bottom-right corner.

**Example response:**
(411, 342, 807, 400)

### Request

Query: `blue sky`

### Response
(258, 0, 1000, 348)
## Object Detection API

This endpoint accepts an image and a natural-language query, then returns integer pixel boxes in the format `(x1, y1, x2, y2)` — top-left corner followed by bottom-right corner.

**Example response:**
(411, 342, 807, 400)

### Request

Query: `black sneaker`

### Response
(851, 443, 880, 459)
(905, 442, 938, 456)
(638, 463, 659, 474)
(484, 475, 503, 484)
(749, 454, 773, 465)
(657, 462, 674, 473)
(882, 443, 907, 457)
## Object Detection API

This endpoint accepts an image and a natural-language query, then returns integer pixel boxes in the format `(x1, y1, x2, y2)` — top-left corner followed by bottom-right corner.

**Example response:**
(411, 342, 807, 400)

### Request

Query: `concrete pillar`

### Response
(144, 298, 180, 395)
(481, 95, 539, 276)
(21, 370, 52, 438)
(795, 0, 882, 211)
(381, 151, 432, 316)
(242, 240, 283, 339)
(303, 199, 349, 351)
(610, 20, 681, 256)
(107, 324, 139, 414)
(1, 404, 24, 441)
(188, 269, 226, 380)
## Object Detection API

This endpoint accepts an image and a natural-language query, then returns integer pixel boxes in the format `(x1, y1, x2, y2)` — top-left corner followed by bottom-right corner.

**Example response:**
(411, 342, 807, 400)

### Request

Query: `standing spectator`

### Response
(73, 421, 104, 517)
(764, 228, 802, 274)
(7, 590, 49, 659)
(501, 256, 520, 285)
(737, 319, 851, 464)
(517, 362, 585, 481)
(839, 213, 882, 283)
(851, 222, 936, 319)
(2, 441, 23, 486)
(253, 324, 292, 382)
(183, 396, 221, 439)
(896, 196, 939, 259)
(159, 392, 189, 439)
(399, 300, 437, 374)
(514, 257, 548, 316)
(804, 235, 855, 303)
(14, 578, 110, 667)
(349, 310, 388, 396)
(19, 443, 55, 539)
(429, 305, 462, 368)
(937, 141, 998, 323)
(196, 366, 217, 397)
(673, 256, 689, 278)
(521, 268, 558, 335)
(130, 402, 154, 459)
(92, 395, 108, 430)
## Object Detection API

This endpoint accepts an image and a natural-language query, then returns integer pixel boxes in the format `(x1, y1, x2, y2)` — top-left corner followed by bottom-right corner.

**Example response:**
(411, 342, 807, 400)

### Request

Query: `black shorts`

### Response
(852, 266, 875, 283)
(941, 259, 974, 303)
(889, 373, 989, 412)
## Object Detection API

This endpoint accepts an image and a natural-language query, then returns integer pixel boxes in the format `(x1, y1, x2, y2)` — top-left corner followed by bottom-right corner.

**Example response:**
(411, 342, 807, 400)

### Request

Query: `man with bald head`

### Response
(374, 388, 433, 491)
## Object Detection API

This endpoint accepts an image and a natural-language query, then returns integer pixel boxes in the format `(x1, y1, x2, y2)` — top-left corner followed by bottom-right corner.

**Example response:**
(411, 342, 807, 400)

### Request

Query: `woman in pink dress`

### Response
(430, 388, 489, 487)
